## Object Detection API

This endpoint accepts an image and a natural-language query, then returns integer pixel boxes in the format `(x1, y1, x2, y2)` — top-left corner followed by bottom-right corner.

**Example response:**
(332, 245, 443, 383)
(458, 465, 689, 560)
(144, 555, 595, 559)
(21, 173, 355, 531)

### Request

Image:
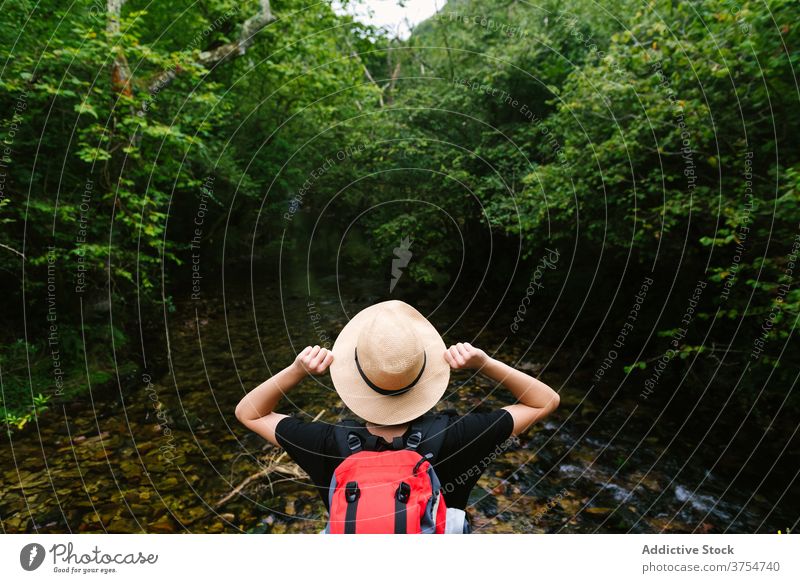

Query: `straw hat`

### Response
(330, 300, 450, 425)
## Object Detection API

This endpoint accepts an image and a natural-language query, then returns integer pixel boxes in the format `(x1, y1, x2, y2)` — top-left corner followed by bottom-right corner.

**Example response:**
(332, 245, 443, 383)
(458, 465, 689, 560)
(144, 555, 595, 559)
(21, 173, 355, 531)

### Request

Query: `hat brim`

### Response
(330, 300, 450, 425)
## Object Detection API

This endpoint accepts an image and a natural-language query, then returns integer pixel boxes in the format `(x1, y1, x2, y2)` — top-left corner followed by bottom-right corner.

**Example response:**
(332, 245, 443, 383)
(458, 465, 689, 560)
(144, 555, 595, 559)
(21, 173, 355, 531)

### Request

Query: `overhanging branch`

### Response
(147, 0, 275, 93)
(197, 0, 275, 67)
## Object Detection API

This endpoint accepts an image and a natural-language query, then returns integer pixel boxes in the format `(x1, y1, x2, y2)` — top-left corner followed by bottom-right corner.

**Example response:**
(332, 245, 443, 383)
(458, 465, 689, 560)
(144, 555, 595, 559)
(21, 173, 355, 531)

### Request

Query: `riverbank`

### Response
(1, 290, 791, 533)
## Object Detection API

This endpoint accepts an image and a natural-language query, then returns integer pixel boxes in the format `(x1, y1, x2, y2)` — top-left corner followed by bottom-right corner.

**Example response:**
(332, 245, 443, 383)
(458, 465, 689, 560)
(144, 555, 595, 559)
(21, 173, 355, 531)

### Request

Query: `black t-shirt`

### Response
(274, 409, 515, 511)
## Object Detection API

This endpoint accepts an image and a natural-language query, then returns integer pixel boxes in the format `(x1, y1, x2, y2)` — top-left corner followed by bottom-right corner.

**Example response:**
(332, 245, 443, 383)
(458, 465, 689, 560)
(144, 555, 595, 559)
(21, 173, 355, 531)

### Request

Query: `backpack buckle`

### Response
(395, 482, 410, 503)
(345, 481, 360, 503)
(346, 433, 362, 452)
(405, 431, 423, 450)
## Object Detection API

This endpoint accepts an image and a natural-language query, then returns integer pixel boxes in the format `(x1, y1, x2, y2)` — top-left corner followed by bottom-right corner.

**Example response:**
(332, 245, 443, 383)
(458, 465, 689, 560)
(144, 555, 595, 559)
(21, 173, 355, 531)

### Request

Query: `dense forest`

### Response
(1, 0, 798, 533)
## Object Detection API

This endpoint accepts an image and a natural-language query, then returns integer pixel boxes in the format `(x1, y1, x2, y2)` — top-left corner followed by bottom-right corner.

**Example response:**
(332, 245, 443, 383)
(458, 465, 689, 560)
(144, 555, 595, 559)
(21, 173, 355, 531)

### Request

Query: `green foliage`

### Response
(1, 0, 797, 422)
(0, 0, 381, 416)
(504, 0, 800, 389)
(361, 0, 799, 409)
(0, 392, 50, 432)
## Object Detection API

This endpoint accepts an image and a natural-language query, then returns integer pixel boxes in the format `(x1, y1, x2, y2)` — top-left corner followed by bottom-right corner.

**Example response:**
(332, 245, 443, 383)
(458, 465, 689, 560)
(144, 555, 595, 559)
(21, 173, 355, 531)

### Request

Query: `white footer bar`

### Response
(1, 534, 797, 582)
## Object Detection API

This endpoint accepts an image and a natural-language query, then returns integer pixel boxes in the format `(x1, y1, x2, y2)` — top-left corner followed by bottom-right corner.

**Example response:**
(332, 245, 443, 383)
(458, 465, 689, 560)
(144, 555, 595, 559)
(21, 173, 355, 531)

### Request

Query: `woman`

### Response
(235, 300, 559, 533)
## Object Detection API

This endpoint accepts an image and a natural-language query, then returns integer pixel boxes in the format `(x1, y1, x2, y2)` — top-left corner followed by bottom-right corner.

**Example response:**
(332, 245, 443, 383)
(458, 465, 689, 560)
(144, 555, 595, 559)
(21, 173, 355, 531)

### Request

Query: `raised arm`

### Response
(444, 342, 559, 436)
(234, 345, 333, 446)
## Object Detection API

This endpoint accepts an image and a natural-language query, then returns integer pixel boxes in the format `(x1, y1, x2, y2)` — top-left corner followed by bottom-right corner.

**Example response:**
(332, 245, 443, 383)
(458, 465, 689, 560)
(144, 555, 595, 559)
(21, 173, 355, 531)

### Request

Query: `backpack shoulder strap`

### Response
(333, 420, 381, 458)
(334, 412, 454, 459)
(406, 412, 453, 463)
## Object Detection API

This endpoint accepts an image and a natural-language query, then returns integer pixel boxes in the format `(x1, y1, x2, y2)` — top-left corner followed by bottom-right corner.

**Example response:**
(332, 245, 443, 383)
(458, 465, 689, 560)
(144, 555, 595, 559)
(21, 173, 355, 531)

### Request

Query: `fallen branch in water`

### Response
(214, 453, 307, 508)
(214, 409, 323, 510)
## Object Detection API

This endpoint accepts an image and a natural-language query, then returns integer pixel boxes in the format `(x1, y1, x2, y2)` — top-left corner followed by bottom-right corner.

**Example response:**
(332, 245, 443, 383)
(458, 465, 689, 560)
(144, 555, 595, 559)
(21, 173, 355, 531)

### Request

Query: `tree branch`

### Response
(143, 1, 275, 94)
(200, 0, 275, 66)
(0, 243, 25, 260)
(381, 60, 401, 105)
(354, 51, 384, 108)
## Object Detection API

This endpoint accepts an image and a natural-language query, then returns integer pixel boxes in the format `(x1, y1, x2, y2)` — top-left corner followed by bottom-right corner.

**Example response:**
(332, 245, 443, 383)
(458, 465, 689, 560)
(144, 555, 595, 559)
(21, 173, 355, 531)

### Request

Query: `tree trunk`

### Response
(107, 0, 132, 97)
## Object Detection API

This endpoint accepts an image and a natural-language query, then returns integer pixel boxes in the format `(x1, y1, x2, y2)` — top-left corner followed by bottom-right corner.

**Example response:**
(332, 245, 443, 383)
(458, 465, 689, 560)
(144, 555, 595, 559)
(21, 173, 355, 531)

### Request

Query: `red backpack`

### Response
(325, 414, 450, 534)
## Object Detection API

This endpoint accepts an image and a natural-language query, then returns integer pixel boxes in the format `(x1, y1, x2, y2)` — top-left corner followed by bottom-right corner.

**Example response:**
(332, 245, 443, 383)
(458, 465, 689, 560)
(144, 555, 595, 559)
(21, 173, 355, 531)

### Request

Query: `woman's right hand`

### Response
(295, 345, 334, 375)
(444, 342, 489, 370)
